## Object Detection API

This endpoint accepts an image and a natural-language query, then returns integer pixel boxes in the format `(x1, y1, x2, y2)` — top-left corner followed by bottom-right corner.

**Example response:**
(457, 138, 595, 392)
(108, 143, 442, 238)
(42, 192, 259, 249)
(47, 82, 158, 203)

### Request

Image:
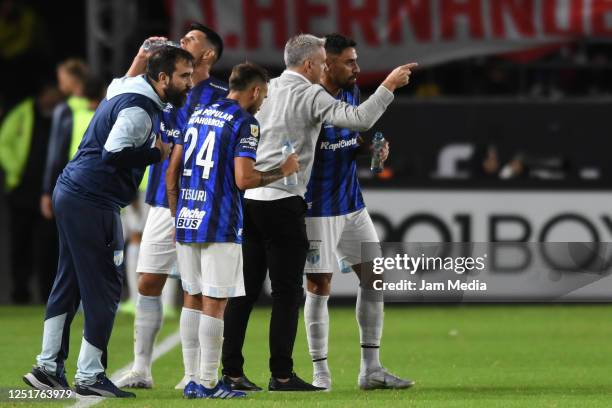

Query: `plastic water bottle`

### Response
(142, 39, 180, 52)
(370, 132, 386, 173)
(282, 140, 298, 186)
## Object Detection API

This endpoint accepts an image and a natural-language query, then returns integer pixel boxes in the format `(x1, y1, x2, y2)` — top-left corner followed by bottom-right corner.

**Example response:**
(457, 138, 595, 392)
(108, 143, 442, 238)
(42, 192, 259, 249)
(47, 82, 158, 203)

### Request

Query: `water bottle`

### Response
(142, 39, 180, 52)
(282, 140, 298, 186)
(370, 132, 386, 173)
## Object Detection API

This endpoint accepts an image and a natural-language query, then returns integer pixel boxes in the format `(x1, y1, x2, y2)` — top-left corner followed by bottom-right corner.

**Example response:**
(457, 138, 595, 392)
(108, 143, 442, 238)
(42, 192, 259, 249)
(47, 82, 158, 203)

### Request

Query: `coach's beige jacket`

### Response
(245, 70, 394, 201)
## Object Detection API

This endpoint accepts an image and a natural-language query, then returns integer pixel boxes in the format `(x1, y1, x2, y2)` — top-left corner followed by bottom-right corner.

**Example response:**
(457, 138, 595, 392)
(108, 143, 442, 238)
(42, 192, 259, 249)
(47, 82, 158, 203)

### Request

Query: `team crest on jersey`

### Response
(306, 240, 321, 266)
(113, 250, 124, 267)
(250, 124, 259, 138)
(339, 259, 352, 274)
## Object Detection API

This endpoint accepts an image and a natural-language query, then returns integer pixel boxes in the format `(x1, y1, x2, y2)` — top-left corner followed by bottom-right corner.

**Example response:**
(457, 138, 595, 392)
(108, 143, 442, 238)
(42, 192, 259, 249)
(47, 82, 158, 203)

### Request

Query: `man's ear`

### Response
(252, 85, 261, 101)
(158, 72, 170, 86)
(203, 48, 216, 63)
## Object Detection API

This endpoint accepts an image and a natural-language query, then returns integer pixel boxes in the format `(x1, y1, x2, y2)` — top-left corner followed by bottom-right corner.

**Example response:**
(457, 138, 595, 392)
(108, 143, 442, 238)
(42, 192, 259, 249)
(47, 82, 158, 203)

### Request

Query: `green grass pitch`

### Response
(2, 305, 612, 407)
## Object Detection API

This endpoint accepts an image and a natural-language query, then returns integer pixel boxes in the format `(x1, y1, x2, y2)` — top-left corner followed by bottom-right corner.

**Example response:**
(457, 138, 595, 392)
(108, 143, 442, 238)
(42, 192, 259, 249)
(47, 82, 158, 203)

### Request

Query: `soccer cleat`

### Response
(312, 371, 332, 391)
(201, 380, 247, 399)
(23, 366, 70, 390)
(183, 380, 203, 399)
(114, 370, 153, 389)
(75, 373, 135, 398)
(358, 368, 415, 390)
(268, 372, 326, 392)
(221, 374, 262, 392)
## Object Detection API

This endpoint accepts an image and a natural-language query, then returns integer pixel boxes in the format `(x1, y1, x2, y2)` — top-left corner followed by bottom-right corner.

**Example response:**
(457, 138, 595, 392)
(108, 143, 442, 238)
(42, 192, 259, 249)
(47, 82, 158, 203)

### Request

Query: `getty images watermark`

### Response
(358, 243, 612, 302)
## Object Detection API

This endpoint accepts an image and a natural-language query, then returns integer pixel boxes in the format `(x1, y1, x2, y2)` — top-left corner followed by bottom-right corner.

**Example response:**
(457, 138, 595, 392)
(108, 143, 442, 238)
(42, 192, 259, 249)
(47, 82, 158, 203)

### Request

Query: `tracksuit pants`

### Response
(36, 186, 124, 384)
(222, 196, 309, 379)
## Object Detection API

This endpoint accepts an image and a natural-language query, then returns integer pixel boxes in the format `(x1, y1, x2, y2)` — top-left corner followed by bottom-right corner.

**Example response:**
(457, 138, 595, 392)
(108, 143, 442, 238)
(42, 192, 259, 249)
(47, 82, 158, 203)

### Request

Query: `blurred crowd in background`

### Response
(2, 0, 612, 304)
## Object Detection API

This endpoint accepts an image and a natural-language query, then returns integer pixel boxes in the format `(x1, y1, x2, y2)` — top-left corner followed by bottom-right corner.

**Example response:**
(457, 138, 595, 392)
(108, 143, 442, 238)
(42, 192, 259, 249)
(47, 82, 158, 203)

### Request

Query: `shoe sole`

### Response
(358, 381, 415, 390)
(312, 382, 331, 392)
(268, 388, 327, 392)
(23, 373, 54, 390)
(116, 380, 153, 389)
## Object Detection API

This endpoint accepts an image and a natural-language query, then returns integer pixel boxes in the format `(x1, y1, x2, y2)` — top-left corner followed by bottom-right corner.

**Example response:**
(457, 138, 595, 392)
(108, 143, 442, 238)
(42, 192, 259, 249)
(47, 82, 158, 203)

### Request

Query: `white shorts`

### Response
(304, 208, 381, 274)
(176, 242, 245, 298)
(136, 206, 178, 276)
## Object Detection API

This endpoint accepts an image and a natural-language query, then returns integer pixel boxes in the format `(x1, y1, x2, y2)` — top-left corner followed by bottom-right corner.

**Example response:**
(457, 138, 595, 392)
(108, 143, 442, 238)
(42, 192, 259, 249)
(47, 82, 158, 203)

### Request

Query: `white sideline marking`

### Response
(72, 331, 181, 408)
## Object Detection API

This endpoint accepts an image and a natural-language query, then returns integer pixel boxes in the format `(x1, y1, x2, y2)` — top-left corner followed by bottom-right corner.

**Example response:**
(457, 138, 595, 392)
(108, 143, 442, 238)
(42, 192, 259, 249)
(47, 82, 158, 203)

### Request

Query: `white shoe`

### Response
(114, 370, 153, 389)
(174, 375, 190, 390)
(358, 368, 414, 390)
(312, 371, 332, 391)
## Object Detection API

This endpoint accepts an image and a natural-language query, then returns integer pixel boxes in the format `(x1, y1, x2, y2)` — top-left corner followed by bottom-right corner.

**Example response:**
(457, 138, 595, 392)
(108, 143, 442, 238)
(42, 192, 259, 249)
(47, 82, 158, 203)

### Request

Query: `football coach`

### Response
(221, 33, 416, 392)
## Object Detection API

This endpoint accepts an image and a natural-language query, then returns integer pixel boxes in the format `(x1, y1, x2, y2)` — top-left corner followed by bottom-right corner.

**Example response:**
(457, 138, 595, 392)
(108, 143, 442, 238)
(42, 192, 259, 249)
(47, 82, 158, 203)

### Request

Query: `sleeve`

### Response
(234, 118, 259, 161)
(42, 105, 72, 194)
(104, 106, 152, 152)
(173, 106, 188, 145)
(102, 106, 161, 168)
(311, 85, 394, 132)
(0, 101, 28, 189)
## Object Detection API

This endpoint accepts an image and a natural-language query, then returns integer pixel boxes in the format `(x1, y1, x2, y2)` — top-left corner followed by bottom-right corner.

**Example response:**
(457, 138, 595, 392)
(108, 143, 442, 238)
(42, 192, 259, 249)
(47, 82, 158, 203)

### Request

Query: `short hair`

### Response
(190, 22, 224, 61)
(83, 75, 106, 102)
(283, 34, 325, 68)
(229, 62, 269, 91)
(146, 46, 194, 82)
(324, 33, 357, 55)
(58, 59, 89, 83)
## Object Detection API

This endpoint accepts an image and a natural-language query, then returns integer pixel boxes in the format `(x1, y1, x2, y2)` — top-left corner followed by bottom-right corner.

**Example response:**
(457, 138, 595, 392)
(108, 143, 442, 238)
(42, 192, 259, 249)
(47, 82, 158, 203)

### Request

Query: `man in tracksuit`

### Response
(23, 46, 193, 398)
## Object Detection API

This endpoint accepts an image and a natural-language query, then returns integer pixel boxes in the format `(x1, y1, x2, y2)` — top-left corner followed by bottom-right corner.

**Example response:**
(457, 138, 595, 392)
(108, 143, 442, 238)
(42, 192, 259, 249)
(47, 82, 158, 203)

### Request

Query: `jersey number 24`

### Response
(183, 127, 215, 179)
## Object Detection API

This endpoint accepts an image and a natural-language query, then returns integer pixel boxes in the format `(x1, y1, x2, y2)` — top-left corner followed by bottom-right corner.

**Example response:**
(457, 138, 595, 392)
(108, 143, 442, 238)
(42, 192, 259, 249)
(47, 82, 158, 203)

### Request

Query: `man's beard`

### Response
(166, 85, 188, 107)
(340, 76, 357, 91)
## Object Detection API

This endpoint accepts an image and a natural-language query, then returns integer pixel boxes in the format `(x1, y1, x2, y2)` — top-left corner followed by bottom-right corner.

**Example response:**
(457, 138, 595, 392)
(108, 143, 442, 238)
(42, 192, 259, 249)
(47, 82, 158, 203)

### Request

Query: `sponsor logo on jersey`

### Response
(320, 137, 358, 151)
(161, 119, 181, 139)
(240, 136, 259, 147)
(177, 207, 206, 230)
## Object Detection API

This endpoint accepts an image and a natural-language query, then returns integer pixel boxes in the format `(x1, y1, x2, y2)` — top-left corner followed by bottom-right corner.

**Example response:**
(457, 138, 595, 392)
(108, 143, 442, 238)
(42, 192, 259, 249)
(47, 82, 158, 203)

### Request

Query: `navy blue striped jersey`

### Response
(175, 98, 259, 244)
(305, 85, 365, 217)
(145, 76, 228, 207)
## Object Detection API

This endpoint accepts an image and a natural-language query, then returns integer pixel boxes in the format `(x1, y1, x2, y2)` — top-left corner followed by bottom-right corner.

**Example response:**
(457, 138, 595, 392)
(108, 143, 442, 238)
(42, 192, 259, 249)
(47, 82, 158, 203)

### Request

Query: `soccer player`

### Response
(116, 24, 228, 390)
(165, 62, 299, 399)
(303, 34, 414, 391)
(221, 33, 416, 392)
(23, 47, 192, 397)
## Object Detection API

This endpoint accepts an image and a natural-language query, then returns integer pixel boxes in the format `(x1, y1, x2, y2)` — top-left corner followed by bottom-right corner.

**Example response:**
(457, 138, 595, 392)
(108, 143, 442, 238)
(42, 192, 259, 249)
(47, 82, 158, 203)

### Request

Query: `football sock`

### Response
(180, 307, 201, 383)
(125, 244, 140, 303)
(305, 291, 330, 375)
(133, 295, 163, 376)
(162, 277, 178, 310)
(356, 286, 384, 374)
(199, 314, 224, 389)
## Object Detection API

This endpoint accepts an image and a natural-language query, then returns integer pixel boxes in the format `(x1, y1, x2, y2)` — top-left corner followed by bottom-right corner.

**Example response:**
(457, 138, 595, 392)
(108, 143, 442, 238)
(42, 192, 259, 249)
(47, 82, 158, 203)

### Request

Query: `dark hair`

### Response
(58, 59, 89, 83)
(229, 62, 269, 91)
(84, 75, 106, 102)
(190, 22, 224, 61)
(324, 33, 357, 55)
(146, 46, 194, 82)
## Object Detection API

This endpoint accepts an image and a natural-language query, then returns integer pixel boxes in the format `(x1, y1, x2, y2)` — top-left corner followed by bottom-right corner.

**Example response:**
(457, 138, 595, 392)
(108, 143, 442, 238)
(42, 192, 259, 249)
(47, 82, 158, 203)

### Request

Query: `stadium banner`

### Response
(362, 189, 612, 242)
(318, 189, 612, 298)
(168, 0, 612, 71)
(360, 242, 612, 302)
